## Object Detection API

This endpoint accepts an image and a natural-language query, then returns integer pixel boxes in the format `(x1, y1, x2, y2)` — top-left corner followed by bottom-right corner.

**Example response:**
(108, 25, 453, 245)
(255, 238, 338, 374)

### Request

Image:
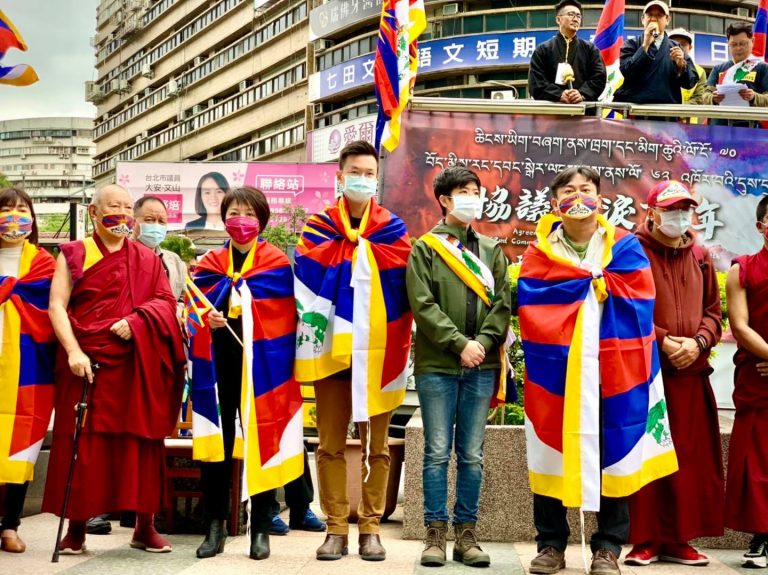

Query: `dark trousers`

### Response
(534, 494, 628, 556)
(1, 482, 29, 531)
(269, 448, 314, 524)
(200, 338, 273, 533)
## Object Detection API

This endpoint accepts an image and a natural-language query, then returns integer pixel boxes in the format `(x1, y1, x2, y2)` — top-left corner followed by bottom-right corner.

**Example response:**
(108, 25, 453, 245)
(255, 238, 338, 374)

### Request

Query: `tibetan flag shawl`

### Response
(189, 240, 304, 496)
(518, 214, 677, 511)
(0, 241, 56, 484)
(294, 198, 412, 422)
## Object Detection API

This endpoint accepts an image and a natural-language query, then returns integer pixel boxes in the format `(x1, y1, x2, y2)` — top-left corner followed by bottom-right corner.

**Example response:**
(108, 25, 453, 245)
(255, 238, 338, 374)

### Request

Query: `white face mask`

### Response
(342, 175, 377, 203)
(657, 209, 693, 238)
(450, 195, 483, 224)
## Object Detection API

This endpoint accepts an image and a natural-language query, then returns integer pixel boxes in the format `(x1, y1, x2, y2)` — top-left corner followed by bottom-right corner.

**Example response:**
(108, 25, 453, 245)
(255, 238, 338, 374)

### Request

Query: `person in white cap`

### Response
(667, 28, 707, 107)
(614, 1, 699, 105)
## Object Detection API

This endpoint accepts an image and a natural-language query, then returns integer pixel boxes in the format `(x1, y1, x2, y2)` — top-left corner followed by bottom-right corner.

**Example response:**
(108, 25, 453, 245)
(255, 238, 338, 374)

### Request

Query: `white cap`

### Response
(643, 0, 670, 15)
(668, 28, 693, 43)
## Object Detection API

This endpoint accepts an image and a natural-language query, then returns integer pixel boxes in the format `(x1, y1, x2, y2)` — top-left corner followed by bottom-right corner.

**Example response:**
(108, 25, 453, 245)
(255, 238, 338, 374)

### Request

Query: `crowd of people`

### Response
(529, 0, 768, 115)
(1, 139, 767, 575)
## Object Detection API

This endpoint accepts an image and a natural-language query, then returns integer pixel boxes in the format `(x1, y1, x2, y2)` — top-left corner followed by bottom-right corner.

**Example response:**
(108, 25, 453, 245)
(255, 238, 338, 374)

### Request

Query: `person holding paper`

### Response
(702, 22, 768, 119)
(528, 0, 606, 105)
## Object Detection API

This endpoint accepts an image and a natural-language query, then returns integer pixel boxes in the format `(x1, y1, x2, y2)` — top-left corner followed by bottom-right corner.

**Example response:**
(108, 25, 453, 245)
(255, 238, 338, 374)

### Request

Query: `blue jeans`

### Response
(416, 369, 495, 525)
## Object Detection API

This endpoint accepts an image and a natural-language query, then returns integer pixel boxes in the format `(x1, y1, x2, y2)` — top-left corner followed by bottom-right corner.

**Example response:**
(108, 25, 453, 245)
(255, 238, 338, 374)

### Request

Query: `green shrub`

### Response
(160, 235, 196, 263)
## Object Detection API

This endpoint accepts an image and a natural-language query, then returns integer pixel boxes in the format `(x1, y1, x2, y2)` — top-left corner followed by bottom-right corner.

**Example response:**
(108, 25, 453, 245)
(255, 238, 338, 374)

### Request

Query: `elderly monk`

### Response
(43, 185, 186, 555)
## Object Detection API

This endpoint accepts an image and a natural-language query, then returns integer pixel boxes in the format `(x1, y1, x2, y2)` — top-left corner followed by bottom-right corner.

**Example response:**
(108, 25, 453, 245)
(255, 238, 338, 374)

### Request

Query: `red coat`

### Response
(42, 235, 186, 519)
(629, 222, 724, 543)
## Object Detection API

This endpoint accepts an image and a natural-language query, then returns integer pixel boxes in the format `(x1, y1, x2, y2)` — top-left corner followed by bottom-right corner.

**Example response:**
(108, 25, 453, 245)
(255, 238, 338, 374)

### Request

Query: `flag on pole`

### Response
(373, 0, 427, 152)
(594, 0, 625, 103)
(183, 275, 213, 337)
(0, 10, 38, 86)
(753, 0, 768, 58)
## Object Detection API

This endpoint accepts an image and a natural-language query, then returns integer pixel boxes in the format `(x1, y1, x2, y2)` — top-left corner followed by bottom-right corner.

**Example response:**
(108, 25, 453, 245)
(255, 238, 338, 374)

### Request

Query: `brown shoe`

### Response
(452, 523, 490, 567)
(591, 549, 621, 575)
(359, 533, 386, 561)
(0, 530, 26, 553)
(530, 546, 566, 574)
(316, 534, 348, 561)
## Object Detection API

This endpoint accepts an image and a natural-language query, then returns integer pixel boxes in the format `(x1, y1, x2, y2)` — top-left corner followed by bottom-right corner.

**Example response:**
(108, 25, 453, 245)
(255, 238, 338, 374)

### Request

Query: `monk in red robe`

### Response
(44, 184, 186, 555)
(725, 194, 768, 568)
(626, 181, 724, 566)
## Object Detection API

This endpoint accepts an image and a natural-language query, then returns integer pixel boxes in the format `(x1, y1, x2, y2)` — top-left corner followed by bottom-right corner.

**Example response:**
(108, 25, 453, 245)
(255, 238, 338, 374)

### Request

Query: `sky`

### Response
(0, 1, 99, 121)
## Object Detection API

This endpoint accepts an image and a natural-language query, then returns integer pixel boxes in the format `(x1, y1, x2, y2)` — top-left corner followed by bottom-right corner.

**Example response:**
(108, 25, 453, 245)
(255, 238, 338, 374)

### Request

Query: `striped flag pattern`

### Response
(373, 0, 426, 152)
(0, 10, 38, 86)
(594, 0, 625, 102)
(753, 0, 768, 59)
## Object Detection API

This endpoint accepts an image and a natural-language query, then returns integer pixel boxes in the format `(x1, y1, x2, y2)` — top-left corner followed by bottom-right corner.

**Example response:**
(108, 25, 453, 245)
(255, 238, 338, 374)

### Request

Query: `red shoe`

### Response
(59, 530, 86, 555)
(660, 543, 709, 566)
(130, 526, 172, 553)
(624, 542, 660, 566)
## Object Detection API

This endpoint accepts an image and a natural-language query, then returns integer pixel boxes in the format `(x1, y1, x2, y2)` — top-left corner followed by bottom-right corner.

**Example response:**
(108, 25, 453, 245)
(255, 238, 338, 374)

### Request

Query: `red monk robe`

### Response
(42, 234, 186, 519)
(726, 247, 768, 534)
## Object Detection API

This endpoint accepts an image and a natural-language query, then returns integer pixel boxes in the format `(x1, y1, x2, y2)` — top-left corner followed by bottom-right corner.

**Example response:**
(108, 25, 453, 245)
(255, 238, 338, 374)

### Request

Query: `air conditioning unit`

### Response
(194, 56, 204, 66)
(126, 0, 143, 11)
(141, 130, 149, 139)
(135, 134, 143, 144)
(313, 39, 333, 52)
(19, 154, 26, 160)
(467, 75, 478, 85)
(491, 90, 517, 101)
(176, 111, 186, 122)
(46, 136, 53, 142)
(133, 94, 140, 103)
(313, 103, 323, 115)
(110, 10, 123, 25)
(192, 104, 204, 114)
(732, 7, 750, 17)
(442, 3, 460, 16)
(144, 87, 152, 97)
(141, 62, 154, 78)
(238, 80, 249, 91)
(167, 78, 180, 96)
(85, 80, 104, 102)
(111, 78, 130, 94)
(207, 98, 215, 107)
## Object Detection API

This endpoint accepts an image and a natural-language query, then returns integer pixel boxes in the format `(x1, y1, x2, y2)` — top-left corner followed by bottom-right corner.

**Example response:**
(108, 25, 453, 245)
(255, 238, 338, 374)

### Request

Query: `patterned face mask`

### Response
(100, 213, 135, 237)
(0, 211, 33, 241)
(558, 192, 599, 220)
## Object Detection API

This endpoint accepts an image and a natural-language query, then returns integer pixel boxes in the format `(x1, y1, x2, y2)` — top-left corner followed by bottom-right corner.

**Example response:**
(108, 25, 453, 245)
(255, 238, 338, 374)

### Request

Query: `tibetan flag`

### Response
(753, 0, 768, 59)
(294, 198, 412, 423)
(373, 0, 426, 152)
(189, 240, 303, 496)
(518, 214, 678, 511)
(0, 241, 56, 484)
(0, 10, 38, 86)
(594, 0, 624, 103)
(183, 275, 212, 337)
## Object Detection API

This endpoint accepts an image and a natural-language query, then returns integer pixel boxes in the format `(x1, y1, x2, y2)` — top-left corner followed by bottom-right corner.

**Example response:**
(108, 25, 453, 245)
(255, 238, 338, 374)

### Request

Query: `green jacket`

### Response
(406, 222, 511, 375)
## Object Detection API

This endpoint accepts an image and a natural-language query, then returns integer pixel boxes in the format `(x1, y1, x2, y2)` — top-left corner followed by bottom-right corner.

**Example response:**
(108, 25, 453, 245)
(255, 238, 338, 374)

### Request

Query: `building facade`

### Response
(0, 117, 95, 202)
(90, 0, 757, 179)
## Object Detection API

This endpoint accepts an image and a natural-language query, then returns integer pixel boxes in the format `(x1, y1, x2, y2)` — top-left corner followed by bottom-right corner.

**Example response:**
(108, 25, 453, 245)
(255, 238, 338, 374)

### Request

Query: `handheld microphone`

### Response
(652, 30, 659, 39)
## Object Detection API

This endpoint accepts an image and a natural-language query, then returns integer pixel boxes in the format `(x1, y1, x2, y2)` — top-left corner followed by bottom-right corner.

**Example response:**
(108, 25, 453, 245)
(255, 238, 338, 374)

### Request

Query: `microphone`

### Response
(652, 30, 659, 39)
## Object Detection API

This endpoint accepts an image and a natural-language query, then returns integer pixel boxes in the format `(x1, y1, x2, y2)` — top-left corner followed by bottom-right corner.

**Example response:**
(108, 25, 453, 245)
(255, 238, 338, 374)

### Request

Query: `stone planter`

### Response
(403, 410, 749, 549)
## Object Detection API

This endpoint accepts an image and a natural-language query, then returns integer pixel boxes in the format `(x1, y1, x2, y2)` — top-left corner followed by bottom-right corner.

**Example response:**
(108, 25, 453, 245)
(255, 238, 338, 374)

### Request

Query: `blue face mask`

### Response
(137, 222, 167, 249)
(342, 175, 378, 203)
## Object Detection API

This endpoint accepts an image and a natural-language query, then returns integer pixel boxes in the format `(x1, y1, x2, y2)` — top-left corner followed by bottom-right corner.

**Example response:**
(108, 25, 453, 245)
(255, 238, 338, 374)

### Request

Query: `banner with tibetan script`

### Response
(380, 110, 768, 270)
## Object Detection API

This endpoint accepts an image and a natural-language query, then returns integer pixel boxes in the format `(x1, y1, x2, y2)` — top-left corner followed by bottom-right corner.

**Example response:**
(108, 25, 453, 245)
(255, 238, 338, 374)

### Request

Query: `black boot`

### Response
(196, 519, 227, 559)
(250, 531, 270, 560)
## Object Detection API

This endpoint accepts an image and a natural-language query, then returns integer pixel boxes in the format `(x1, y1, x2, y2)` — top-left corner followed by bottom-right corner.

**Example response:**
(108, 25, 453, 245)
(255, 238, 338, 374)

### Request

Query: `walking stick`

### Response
(51, 363, 99, 563)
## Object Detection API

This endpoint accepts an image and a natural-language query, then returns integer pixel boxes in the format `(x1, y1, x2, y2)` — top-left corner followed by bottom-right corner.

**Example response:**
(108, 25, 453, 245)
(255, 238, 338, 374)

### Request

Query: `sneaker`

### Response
(743, 538, 768, 569)
(660, 543, 709, 566)
(270, 514, 290, 536)
(289, 509, 326, 532)
(624, 543, 660, 566)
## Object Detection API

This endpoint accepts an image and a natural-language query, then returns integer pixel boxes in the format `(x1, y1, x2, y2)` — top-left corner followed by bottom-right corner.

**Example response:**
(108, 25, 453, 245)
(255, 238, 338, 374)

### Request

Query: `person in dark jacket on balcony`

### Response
(614, 1, 698, 104)
(528, 0, 606, 105)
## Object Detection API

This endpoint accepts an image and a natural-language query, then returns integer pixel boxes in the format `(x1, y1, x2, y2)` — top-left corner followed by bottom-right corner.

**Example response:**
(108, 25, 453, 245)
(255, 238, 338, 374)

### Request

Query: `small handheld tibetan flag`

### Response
(373, 0, 426, 152)
(594, 0, 625, 103)
(0, 9, 39, 86)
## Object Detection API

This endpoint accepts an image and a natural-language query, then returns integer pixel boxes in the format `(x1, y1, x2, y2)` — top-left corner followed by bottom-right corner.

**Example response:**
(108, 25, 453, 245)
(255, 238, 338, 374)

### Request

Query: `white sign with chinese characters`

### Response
(306, 114, 378, 163)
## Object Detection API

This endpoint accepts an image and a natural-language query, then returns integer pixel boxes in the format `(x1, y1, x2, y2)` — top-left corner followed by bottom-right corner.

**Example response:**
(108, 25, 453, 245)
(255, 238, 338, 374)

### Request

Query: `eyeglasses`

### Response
(728, 41, 751, 49)
(559, 11, 582, 20)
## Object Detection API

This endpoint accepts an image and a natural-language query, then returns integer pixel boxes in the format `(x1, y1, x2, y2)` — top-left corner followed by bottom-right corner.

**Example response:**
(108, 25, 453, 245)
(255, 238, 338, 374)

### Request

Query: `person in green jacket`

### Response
(406, 165, 511, 569)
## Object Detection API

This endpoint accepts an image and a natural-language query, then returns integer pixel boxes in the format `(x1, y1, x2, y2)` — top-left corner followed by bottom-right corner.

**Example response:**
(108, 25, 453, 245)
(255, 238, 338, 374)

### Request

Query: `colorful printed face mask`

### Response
(0, 211, 33, 241)
(225, 215, 261, 244)
(100, 213, 135, 237)
(558, 192, 599, 220)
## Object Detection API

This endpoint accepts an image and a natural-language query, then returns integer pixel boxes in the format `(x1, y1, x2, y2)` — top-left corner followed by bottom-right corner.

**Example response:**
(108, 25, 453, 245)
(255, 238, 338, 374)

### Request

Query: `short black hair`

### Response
(433, 166, 482, 215)
(556, 0, 581, 14)
(134, 195, 167, 212)
(220, 186, 270, 232)
(727, 22, 753, 39)
(0, 187, 38, 245)
(548, 166, 601, 200)
(339, 140, 379, 170)
(757, 194, 768, 223)
(195, 172, 230, 216)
